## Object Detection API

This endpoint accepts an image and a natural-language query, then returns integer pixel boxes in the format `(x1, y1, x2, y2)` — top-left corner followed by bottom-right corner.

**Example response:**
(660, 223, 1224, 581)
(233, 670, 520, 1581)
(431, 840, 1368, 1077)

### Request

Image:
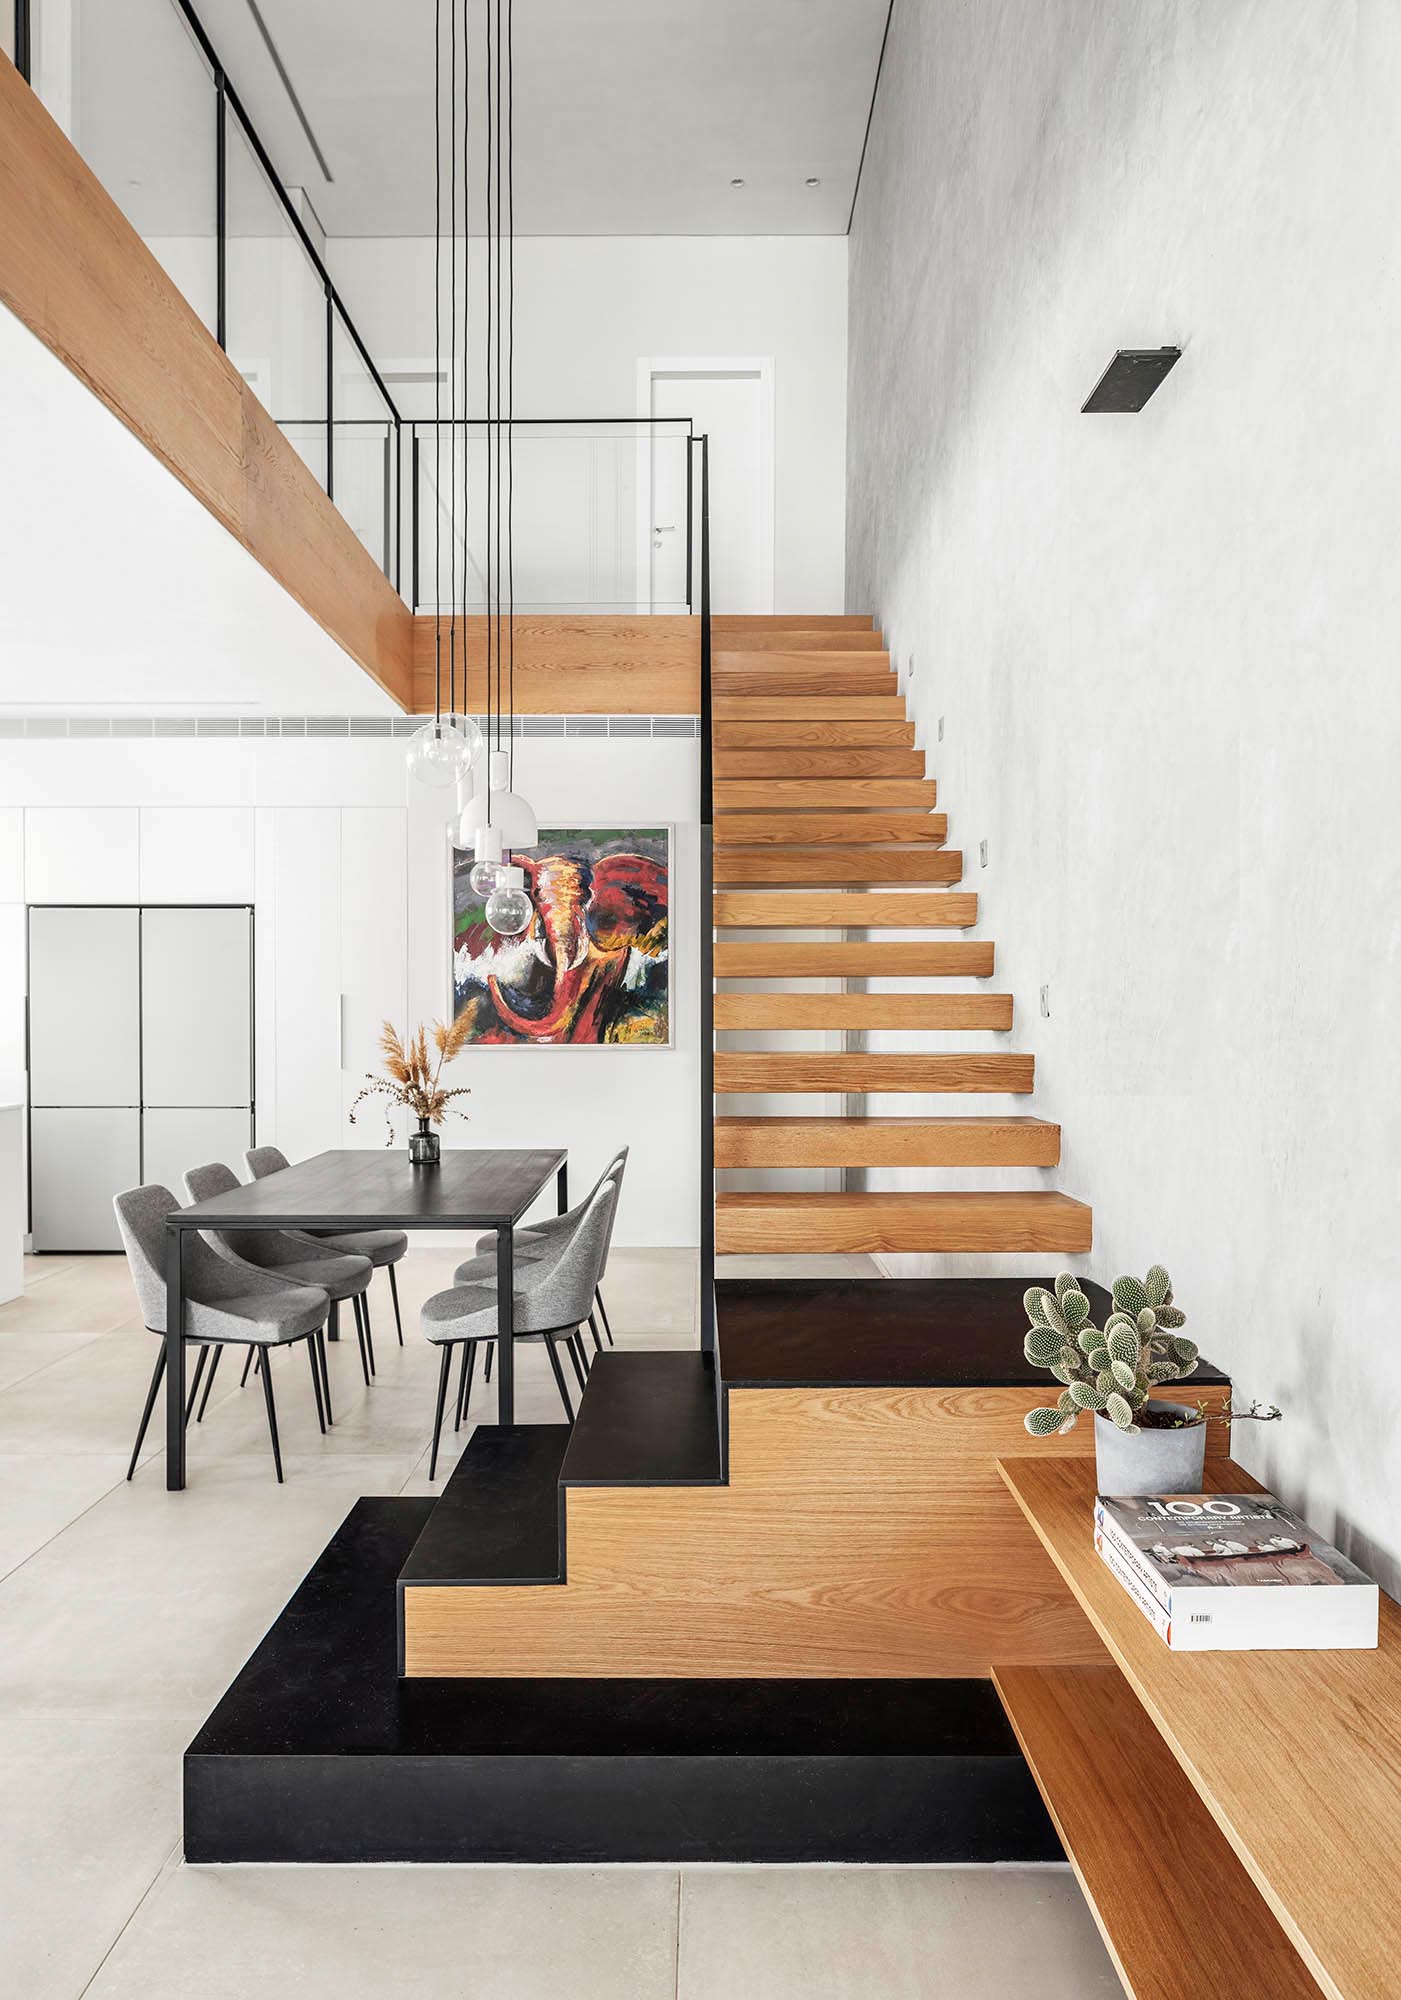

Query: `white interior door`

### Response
(643, 362, 774, 614)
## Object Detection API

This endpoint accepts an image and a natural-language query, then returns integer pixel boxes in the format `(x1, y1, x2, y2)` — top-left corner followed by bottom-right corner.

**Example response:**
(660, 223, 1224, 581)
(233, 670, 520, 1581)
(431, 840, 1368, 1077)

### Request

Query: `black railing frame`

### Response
(695, 431, 715, 1354)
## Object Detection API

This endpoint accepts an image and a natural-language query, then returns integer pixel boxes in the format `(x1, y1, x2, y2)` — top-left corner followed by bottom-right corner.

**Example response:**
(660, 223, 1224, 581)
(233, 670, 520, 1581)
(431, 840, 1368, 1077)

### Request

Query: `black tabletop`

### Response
(169, 1148, 567, 1231)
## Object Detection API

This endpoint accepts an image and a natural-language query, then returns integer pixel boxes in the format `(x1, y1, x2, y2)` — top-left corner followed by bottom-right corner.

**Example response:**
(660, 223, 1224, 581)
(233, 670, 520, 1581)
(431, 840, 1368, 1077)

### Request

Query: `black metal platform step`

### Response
(717, 1277, 1228, 1388)
(560, 1350, 723, 1486)
(186, 1497, 1059, 1864)
(398, 1424, 569, 1591)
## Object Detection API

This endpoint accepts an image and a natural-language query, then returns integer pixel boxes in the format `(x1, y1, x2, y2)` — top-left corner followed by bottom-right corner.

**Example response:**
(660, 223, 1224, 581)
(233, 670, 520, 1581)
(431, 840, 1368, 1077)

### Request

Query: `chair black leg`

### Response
(565, 1332, 589, 1392)
(357, 1293, 377, 1377)
(195, 1342, 224, 1421)
(305, 1336, 326, 1434)
(387, 1262, 405, 1345)
(127, 1346, 167, 1481)
(351, 1300, 371, 1387)
(544, 1337, 575, 1422)
(239, 1344, 257, 1387)
(316, 1328, 333, 1425)
(455, 1339, 480, 1431)
(484, 1341, 494, 1383)
(429, 1344, 453, 1480)
(329, 1298, 340, 1343)
(588, 1310, 604, 1355)
(260, 1349, 284, 1483)
(184, 1344, 211, 1425)
(596, 1286, 615, 1345)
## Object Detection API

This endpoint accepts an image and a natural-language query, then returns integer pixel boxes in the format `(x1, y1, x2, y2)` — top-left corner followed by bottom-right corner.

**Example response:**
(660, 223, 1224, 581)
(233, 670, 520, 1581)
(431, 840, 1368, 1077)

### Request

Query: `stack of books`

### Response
(1094, 1491, 1379, 1651)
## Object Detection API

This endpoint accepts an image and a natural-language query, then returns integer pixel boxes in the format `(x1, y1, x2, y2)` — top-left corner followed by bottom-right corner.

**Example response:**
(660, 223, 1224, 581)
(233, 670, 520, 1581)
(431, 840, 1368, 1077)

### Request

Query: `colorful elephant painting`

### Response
(452, 828, 670, 1045)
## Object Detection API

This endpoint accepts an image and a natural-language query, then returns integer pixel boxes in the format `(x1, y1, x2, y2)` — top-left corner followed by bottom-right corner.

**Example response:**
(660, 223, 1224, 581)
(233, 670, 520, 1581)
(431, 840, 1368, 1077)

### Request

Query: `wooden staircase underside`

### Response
(710, 615, 1092, 1259)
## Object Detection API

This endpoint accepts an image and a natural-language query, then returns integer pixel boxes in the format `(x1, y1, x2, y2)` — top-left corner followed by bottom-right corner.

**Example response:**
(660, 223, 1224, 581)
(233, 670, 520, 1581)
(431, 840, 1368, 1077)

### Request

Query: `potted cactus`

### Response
(1022, 1266, 1208, 1493)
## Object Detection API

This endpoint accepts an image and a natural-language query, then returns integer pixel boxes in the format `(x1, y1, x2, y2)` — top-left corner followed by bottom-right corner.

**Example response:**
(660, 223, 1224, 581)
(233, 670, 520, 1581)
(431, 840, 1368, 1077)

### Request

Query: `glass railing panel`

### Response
(331, 307, 395, 580)
(224, 105, 327, 489)
(414, 419, 693, 613)
(29, 0, 218, 333)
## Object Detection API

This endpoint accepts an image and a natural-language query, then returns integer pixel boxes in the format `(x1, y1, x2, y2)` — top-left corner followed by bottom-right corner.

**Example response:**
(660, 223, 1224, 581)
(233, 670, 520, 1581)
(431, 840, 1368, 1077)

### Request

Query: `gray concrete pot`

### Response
(1094, 1399, 1207, 1495)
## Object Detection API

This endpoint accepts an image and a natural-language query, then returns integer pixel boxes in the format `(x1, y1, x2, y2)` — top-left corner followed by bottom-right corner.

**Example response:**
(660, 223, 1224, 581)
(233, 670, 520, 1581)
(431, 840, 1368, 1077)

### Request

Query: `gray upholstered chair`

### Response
(458, 1147, 628, 1358)
(183, 1162, 377, 1392)
(114, 1185, 331, 1484)
(245, 1144, 410, 1348)
(421, 1175, 620, 1477)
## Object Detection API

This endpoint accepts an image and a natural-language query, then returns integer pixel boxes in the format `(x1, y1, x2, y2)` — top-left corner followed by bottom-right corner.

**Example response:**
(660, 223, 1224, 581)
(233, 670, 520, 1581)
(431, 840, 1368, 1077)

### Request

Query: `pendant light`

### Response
(484, 861, 531, 936)
(409, 0, 480, 795)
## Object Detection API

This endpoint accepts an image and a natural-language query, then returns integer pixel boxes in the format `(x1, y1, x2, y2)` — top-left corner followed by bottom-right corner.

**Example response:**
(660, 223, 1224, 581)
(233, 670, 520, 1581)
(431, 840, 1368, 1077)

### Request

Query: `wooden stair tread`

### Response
(714, 748, 926, 777)
(714, 781, 938, 809)
(713, 638, 890, 657)
(715, 849, 964, 885)
(713, 696, 909, 719)
(715, 1053, 1034, 1093)
(715, 993, 1010, 1030)
(560, 1353, 722, 1488)
(715, 940, 992, 976)
(712, 614, 875, 635)
(715, 1116, 1060, 1168)
(715, 1191, 1094, 1255)
(714, 720, 916, 747)
(715, 812, 947, 847)
(992, 1665, 1324, 2000)
(713, 891, 978, 927)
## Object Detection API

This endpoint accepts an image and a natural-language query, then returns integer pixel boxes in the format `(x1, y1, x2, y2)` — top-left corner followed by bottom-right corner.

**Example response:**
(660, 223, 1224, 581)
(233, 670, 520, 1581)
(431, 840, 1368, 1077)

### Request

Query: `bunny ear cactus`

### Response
(1023, 1266, 1198, 1436)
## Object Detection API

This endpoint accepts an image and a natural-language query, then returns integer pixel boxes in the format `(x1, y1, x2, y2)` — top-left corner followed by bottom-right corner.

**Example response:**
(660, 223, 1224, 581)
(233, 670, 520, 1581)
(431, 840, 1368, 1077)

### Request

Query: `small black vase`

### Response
(408, 1117, 441, 1167)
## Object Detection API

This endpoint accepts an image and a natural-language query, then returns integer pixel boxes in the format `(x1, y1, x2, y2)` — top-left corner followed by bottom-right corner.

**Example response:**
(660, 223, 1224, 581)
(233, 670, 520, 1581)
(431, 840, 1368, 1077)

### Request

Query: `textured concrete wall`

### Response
(847, 0, 1401, 1589)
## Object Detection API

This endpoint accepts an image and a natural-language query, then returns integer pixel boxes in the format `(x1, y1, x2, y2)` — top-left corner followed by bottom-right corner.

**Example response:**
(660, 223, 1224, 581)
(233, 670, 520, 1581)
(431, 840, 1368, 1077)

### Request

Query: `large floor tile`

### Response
(84, 1863, 681, 2000)
(676, 1867, 1120, 2000)
(0, 1717, 184, 2000)
(0, 1451, 128, 1581)
(0, 1321, 161, 1454)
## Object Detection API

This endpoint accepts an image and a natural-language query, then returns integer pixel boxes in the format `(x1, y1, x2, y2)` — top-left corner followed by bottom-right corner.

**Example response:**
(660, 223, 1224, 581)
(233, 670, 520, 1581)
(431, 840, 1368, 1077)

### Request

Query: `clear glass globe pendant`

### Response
(406, 712, 480, 790)
(468, 825, 505, 899)
(485, 863, 532, 936)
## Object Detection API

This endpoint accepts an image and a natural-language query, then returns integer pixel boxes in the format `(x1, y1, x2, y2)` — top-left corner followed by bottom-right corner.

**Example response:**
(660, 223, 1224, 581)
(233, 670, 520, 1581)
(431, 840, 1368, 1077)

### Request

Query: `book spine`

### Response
(1094, 1504, 1173, 1615)
(1096, 1531, 1176, 1646)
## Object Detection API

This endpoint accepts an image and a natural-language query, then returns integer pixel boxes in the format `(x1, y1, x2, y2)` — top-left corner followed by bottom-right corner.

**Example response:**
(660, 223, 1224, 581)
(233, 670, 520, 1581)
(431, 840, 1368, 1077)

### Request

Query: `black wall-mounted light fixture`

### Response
(1081, 347, 1181, 413)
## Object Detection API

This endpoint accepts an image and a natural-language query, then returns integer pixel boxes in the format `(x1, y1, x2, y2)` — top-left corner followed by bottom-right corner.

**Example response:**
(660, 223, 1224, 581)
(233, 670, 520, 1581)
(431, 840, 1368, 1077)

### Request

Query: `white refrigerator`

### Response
(28, 905, 254, 1252)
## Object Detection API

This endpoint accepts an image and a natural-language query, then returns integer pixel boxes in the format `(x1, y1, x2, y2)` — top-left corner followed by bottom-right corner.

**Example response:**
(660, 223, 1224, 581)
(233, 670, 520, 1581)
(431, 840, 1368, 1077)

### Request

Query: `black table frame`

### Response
(162, 1149, 568, 1489)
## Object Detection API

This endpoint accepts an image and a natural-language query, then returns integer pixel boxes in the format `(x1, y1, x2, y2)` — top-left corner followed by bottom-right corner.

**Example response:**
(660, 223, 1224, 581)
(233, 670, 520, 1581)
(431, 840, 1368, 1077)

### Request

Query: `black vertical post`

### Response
(215, 69, 227, 349)
(698, 434, 715, 1356)
(164, 1225, 186, 1489)
(392, 413, 402, 592)
(325, 287, 335, 499)
(495, 1225, 515, 1425)
(14, 0, 31, 83)
(684, 431, 694, 613)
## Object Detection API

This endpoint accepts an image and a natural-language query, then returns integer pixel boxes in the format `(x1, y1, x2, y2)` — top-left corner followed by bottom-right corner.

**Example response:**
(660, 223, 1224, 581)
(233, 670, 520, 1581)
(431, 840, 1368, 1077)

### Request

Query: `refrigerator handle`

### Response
(338, 993, 347, 1072)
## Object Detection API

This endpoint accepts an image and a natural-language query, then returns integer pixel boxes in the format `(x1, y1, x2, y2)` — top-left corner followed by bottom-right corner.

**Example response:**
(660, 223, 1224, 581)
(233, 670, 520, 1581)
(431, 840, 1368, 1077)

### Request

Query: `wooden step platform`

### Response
(715, 666, 899, 698)
(715, 1190, 1094, 1253)
(714, 778, 938, 807)
(714, 939, 992, 976)
(712, 614, 875, 637)
(714, 719, 916, 747)
(710, 630, 886, 651)
(715, 811, 947, 847)
(714, 747, 926, 778)
(714, 992, 1010, 1030)
(713, 891, 979, 928)
(715, 1052, 1034, 1094)
(993, 1665, 1324, 2000)
(714, 847, 964, 885)
(713, 695, 908, 720)
(716, 1115, 1060, 1168)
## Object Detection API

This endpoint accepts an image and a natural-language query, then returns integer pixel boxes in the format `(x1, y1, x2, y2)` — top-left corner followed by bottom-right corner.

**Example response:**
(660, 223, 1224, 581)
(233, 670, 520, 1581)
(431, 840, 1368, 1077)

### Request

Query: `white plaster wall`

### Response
(330, 235, 849, 613)
(845, 1, 1401, 1589)
(0, 736, 699, 1247)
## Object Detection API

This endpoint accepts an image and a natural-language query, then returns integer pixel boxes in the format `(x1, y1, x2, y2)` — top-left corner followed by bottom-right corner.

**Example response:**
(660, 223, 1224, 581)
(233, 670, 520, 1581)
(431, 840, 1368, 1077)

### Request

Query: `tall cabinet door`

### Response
(141, 907, 253, 1108)
(28, 907, 140, 1107)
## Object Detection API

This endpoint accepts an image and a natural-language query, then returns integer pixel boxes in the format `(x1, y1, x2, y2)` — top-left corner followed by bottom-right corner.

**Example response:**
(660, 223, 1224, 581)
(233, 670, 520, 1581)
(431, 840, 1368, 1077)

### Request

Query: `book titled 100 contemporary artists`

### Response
(1094, 1493, 1379, 1651)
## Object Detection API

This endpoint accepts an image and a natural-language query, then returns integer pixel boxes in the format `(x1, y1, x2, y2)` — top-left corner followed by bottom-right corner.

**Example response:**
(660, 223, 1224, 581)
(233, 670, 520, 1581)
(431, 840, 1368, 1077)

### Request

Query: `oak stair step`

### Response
(714, 848, 963, 885)
(712, 614, 876, 637)
(714, 720, 916, 748)
(559, 1352, 722, 1487)
(715, 812, 947, 847)
(715, 992, 1010, 1030)
(710, 631, 888, 652)
(715, 1116, 1060, 1169)
(713, 696, 909, 720)
(715, 1190, 1094, 1255)
(713, 781, 938, 811)
(715, 666, 899, 698)
(714, 748, 926, 778)
(714, 1053, 1034, 1094)
(714, 939, 993, 977)
(713, 891, 978, 928)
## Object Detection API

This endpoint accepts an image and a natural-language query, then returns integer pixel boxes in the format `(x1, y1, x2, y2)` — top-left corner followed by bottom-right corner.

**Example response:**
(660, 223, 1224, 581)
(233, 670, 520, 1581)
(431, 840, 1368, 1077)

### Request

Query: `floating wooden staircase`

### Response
(710, 614, 1092, 1260)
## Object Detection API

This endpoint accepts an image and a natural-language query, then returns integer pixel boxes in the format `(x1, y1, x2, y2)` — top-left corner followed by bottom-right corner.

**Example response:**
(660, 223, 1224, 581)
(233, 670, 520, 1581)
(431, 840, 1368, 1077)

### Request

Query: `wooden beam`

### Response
(410, 614, 699, 714)
(0, 53, 413, 707)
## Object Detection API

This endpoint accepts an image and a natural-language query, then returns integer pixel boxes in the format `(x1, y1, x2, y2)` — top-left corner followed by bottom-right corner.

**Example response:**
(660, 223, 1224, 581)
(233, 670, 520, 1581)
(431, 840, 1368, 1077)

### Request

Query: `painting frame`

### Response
(447, 822, 675, 1050)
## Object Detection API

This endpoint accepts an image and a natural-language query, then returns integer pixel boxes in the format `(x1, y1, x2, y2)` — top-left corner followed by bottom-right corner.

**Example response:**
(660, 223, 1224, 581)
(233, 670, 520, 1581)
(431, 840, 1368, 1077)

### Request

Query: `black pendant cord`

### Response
(461, 0, 471, 734)
(432, 0, 443, 730)
(483, 0, 495, 808)
(447, 0, 458, 723)
(507, 0, 515, 790)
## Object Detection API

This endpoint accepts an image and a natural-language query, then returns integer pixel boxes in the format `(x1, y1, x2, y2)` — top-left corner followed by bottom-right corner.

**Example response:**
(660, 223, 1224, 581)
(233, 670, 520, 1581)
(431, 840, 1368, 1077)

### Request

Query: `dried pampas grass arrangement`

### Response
(350, 1017, 472, 1145)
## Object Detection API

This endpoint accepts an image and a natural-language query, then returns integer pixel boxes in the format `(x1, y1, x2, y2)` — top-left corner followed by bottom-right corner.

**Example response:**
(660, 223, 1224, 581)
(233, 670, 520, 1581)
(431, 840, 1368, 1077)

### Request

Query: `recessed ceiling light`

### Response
(730, 177, 746, 188)
(805, 177, 821, 187)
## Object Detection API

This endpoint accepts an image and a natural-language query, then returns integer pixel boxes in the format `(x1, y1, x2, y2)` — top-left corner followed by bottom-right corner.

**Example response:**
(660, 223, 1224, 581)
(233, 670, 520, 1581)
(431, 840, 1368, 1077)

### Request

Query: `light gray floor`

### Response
(0, 1247, 1120, 1999)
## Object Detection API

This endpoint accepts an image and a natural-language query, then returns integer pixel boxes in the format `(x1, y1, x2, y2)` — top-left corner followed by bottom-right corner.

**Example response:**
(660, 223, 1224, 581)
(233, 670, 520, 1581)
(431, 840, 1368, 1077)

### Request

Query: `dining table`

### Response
(163, 1146, 568, 1489)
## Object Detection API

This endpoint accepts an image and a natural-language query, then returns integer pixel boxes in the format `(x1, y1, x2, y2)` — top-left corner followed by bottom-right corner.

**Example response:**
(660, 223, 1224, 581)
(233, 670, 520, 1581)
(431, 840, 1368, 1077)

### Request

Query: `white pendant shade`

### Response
(459, 749, 538, 850)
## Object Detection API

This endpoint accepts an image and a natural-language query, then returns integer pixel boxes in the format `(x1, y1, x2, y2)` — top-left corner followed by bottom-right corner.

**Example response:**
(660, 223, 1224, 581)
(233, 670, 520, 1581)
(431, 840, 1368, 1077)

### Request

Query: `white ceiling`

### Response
(0, 303, 394, 714)
(182, 0, 890, 238)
